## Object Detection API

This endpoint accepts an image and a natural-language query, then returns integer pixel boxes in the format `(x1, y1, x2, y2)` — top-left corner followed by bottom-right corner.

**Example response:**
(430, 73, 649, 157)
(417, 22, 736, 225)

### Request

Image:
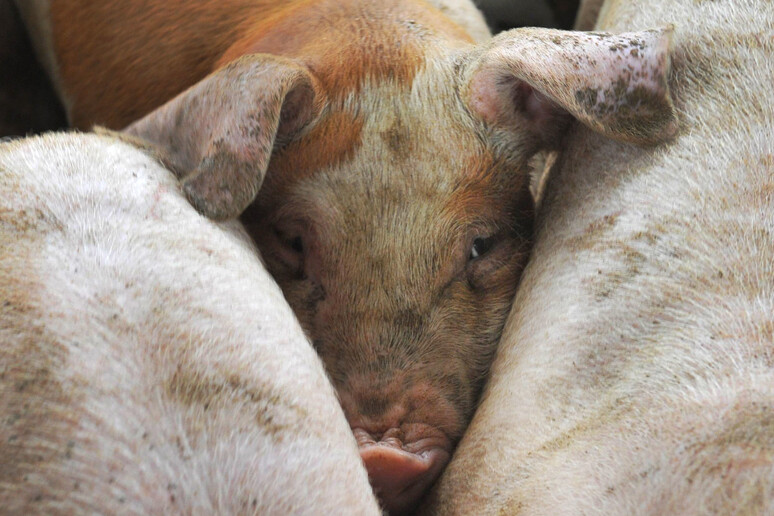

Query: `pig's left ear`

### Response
(465, 27, 678, 146)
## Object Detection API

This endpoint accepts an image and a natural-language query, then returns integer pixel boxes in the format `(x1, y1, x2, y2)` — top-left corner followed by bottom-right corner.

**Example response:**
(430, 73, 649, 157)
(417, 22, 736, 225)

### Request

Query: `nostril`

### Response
(352, 426, 405, 447)
(353, 427, 378, 447)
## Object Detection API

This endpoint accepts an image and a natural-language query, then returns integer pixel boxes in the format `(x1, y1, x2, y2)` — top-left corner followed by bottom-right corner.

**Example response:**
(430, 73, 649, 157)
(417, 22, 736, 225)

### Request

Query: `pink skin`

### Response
(355, 427, 452, 514)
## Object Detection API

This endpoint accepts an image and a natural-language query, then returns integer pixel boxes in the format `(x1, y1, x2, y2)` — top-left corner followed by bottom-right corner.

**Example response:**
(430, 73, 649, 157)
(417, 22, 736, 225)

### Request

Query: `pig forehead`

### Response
(337, 63, 484, 163)
(288, 115, 507, 228)
(282, 69, 514, 203)
(259, 62, 531, 242)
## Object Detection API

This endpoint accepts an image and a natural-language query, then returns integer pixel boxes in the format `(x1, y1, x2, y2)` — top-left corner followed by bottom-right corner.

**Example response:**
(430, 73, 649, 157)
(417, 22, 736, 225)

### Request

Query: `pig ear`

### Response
(466, 27, 678, 147)
(124, 54, 324, 220)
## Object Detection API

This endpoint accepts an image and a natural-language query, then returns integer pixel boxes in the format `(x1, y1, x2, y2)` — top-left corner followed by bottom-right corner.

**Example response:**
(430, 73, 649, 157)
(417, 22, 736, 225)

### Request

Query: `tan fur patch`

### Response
(50, 1, 255, 128)
(218, 0, 472, 99)
(252, 109, 365, 212)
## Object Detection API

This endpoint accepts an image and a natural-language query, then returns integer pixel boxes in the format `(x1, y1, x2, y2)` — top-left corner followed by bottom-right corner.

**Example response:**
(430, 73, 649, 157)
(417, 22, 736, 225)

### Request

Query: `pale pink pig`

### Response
(0, 132, 381, 515)
(425, 0, 774, 513)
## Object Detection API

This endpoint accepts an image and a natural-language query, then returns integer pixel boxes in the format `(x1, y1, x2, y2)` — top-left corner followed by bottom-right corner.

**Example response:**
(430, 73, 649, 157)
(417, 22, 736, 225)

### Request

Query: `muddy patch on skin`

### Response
(0, 289, 80, 504)
(567, 211, 622, 252)
(565, 29, 678, 142)
(575, 81, 674, 142)
(166, 366, 308, 441)
(381, 116, 416, 161)
(591, 241, 648, 301)
(183, 140, 263, 220)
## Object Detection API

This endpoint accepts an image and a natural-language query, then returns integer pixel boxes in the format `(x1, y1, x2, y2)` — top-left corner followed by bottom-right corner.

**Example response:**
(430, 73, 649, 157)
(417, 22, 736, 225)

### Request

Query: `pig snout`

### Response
(338, 375, 460, 513)
(358, 432, 450, 515)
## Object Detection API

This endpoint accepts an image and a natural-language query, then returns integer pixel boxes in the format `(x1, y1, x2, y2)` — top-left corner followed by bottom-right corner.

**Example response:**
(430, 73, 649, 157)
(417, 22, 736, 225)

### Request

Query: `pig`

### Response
(0, 132, 381, 515)
(423, 0, 774, 514)
(14, 1, 678, 511)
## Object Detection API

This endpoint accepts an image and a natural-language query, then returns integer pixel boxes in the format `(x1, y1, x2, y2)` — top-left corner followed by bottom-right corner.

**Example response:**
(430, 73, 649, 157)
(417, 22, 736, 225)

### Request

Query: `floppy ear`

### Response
(466, 27, 677, 147)
(124, 54, 324, 220)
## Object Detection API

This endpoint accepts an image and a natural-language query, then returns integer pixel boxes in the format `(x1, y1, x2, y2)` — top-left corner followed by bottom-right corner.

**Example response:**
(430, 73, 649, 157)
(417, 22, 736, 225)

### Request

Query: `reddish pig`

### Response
(15, 1, 677, 510)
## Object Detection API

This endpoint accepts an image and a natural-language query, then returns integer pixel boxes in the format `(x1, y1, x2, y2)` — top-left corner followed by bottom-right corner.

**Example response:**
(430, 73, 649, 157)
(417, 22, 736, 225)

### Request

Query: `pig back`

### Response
(425, 0, 774, 514)
(0, 133, 381, 515)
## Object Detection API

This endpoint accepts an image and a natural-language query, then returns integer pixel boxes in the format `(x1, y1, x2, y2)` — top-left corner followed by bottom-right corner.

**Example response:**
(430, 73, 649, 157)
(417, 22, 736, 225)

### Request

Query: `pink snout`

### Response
(340, 376, 461, 512)
(355, 427, 451, 514)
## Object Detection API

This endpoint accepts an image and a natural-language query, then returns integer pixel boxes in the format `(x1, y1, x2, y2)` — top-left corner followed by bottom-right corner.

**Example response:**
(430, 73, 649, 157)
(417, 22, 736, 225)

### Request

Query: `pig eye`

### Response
(274, 227, 303, 256)
(271, 225, 305, 277)
(469, 236, 495, 260)
(290, 236, 303, 254)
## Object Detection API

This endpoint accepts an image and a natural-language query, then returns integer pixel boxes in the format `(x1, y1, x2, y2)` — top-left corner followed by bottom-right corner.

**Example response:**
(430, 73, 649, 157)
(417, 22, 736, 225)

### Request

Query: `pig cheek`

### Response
(406, 380, 466, 440)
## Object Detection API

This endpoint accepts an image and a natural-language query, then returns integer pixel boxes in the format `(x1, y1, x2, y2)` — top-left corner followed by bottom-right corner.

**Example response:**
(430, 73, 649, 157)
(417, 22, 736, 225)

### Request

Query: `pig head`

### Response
(122, 24, 676, 511)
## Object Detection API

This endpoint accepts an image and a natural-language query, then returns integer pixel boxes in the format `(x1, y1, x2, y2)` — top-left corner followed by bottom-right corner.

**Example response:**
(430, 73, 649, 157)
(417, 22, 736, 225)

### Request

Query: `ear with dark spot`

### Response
(124, 54, 324, 220)
(466, 27, 678, 147)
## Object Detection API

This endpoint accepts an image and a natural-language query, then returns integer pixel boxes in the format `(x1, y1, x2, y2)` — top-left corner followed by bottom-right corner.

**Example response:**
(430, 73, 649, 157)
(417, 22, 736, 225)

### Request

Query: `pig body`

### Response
(14, 1, 678, 510)
(0, 132, 381, 515)
(426, 0, 774, 514)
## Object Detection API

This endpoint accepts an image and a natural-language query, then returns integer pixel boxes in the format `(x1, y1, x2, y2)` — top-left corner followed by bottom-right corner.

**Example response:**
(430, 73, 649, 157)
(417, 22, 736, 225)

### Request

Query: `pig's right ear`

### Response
(464, 27, 678, 147)
(124, 54, 324, 220)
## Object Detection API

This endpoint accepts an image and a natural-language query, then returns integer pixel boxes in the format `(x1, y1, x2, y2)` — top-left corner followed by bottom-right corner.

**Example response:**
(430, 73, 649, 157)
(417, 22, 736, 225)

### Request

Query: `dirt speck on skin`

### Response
(382, 116, 415, 161)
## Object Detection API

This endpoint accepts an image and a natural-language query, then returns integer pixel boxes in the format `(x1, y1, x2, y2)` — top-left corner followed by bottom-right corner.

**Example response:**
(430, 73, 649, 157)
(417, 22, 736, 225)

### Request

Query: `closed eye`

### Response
(271, 226, 305, 277)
